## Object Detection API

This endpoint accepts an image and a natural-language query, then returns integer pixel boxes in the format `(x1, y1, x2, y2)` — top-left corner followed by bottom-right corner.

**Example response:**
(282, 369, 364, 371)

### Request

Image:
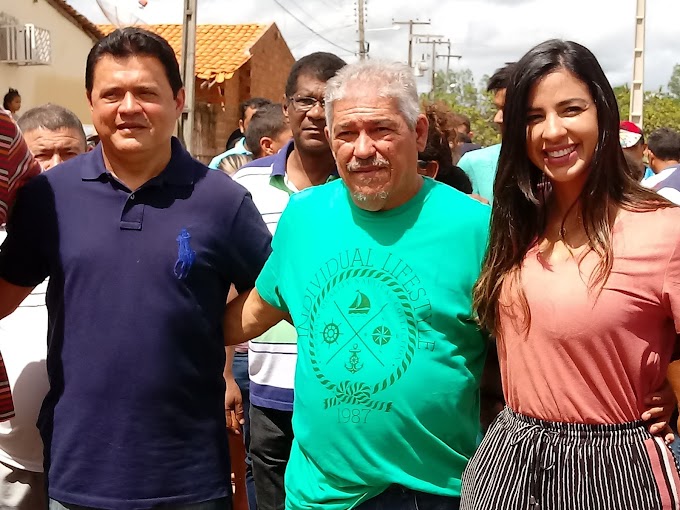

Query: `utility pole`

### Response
(416, 36, 446, 97)
(178, 0, 197, 154)
(436, 40, 461, 76)
(357, 0, 367, 60)
(392, 19, 430, 68)
(629, 0, 646, 127)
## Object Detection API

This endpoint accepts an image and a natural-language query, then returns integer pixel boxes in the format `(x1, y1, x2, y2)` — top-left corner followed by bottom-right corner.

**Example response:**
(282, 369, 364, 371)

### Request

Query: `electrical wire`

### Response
(271, 0, 355, 55)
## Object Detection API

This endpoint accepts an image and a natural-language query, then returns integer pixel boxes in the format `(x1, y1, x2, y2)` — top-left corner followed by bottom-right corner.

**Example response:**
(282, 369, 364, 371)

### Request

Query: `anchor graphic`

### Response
(345, 344, 364, 374)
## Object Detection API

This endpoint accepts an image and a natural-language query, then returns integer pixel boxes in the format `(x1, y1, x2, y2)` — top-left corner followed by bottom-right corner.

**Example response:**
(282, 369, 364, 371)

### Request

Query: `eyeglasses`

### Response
(288, 96, 325, 112)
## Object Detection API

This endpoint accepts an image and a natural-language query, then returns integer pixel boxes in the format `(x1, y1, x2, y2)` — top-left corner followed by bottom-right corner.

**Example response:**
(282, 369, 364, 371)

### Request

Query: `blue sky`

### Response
(68, 0, 680, 92)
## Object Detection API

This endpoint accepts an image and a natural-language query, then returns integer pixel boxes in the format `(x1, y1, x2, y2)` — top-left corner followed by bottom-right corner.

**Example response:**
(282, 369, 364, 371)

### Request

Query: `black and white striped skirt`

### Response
(460, 407, 680, 509)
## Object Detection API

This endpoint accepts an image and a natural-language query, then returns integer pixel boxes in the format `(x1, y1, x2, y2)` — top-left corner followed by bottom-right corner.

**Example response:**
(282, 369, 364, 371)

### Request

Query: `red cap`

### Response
(620, 121, 643, 135)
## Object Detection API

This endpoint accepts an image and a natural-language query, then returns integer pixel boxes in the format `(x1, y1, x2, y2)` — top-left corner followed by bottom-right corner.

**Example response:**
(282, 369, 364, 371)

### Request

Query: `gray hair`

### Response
(324, 60, 420, 132)
(18, 103, 86, 149)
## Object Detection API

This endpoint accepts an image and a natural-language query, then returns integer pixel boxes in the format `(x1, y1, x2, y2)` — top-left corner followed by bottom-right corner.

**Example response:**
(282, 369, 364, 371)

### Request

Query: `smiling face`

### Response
(526, 68, 599, 197)
(327, 91, 428, 211)
(88, 54, 184, 160)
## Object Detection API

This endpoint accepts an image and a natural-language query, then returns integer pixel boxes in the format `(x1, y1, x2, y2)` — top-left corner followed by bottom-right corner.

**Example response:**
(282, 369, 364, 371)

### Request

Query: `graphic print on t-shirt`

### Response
(297, 247, 433, 416)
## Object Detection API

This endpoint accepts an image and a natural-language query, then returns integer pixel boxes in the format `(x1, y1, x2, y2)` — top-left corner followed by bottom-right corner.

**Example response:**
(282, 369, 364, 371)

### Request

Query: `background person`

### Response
(0, 103, 87, 510)
(227, 52, 346, 510)
(243, 103, 292, 160)
(457, 63, 515, 203)
(210, 98, 273, 169)
(2, 90, 21, 120)
(18, 104, 88, 171)
(619, 120, 652, 179)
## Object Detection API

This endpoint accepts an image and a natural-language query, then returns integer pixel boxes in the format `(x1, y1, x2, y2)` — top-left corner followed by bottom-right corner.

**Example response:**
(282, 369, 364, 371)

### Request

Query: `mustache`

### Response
(346, 157, 390, 172)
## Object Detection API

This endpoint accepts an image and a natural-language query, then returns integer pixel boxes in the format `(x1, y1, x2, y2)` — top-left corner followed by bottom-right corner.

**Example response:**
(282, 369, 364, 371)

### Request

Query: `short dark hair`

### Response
(647, 127, 680, 162)
(17, 103, 86, 148)
(245, 103, 288, 159)
(86, 27, 183, 97)
(3, 88, 19, 110)
(239, 98, 272, 121)
(285, 52, 346, 97)
(486, 62, 516, 93)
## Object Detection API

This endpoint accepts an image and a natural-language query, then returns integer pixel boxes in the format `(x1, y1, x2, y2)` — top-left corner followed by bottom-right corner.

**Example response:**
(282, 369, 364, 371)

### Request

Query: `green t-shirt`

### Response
(256, 177, 490, 510)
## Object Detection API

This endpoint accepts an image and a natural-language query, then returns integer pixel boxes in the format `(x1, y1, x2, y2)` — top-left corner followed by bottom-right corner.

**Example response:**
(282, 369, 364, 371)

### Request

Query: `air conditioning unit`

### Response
(0, 23, 51, 65)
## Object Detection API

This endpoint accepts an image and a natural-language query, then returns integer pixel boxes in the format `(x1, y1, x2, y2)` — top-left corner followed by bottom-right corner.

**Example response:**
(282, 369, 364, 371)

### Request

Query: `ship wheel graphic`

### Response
(372, 325, 392, 346)
(323, 321, 340, 344)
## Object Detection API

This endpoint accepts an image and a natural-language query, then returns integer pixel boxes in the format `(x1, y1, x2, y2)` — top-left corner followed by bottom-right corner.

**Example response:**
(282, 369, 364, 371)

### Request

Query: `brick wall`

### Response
(191, 24, 294, 163)
(250, 25, 295, 103)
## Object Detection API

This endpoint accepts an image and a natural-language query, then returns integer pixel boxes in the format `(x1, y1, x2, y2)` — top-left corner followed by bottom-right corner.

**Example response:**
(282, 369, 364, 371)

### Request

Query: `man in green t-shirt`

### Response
(224, 60, 490, 510)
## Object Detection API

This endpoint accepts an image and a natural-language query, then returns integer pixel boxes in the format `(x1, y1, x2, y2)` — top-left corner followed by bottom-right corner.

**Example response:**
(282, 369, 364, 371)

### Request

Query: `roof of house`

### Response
(98, 23, 271, 83)
(46, 0, 105, 41)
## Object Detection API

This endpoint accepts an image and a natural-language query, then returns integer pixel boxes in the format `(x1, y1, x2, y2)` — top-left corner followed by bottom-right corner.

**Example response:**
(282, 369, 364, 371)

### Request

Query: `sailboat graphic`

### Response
(348, 291, 371, 315)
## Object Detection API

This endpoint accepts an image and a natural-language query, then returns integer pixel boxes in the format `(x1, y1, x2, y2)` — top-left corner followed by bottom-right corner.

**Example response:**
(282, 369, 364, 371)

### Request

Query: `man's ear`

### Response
(420, 160, 439, 178)
(174, 88, 186, 118)
(260, 136, 275, 156)
(238, 119, 245, 134)
(282, 96, 289, 120)
(415, 114, 429, 152)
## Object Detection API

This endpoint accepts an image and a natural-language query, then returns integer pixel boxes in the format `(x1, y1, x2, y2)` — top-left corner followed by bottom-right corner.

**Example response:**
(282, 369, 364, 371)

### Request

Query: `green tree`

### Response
(614, 83, 680, 133)
(424, 69, 501, 147)
(614, 84, 630, 122)
(668, 64, 680, 99)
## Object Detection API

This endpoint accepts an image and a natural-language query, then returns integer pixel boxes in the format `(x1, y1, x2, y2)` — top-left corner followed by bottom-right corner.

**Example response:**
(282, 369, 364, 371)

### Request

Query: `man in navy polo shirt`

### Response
(0, 28, 271, 510)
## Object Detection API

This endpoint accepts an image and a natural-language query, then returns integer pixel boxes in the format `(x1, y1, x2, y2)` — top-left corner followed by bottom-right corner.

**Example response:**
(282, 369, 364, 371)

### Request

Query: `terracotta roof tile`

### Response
(98, 23, 270, 82)
(45, 0, 105, 41)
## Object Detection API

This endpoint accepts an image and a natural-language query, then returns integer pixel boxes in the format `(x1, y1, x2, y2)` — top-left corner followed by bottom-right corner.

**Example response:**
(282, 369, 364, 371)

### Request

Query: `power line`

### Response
(272, 0, 355, 55)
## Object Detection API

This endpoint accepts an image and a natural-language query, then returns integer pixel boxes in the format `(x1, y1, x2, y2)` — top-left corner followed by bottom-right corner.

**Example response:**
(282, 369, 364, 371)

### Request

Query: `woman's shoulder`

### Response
(618, 205, 680, 230)
(616, 206, 680, 261)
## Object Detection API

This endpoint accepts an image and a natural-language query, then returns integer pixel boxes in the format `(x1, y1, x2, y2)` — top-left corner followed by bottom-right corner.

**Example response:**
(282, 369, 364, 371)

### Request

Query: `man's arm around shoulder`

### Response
(223, 288, 289, 346)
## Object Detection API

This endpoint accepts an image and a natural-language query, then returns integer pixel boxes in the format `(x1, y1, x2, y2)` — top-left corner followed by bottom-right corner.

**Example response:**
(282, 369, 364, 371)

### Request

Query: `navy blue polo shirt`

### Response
(0, 138, 272, 509)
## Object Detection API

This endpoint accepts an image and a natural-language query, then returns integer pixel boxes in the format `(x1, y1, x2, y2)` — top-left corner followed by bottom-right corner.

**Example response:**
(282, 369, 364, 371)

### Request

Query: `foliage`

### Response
(668, 64, 680, 100)
(614, 84, 680, 134)
(423, 69, 501, 147)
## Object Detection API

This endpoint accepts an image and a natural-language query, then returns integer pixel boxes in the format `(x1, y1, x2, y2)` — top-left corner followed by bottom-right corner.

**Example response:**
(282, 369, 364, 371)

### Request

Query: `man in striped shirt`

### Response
(0, 107, 41, 424)
(226, 51, 345, 510)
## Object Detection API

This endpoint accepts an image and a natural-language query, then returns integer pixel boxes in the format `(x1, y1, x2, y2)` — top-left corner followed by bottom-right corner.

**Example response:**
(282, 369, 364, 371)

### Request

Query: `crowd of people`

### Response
(0, 25, 680, 510)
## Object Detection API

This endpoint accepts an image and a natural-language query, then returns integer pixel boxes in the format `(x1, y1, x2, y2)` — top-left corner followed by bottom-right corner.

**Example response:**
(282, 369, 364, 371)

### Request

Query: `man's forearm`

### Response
(223, 288, 288, 346)
(224, 346, 235, 379)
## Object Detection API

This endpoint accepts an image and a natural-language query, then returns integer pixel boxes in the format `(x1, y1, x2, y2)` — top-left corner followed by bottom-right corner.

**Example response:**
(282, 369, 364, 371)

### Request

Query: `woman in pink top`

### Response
(461, 40, 680, 509)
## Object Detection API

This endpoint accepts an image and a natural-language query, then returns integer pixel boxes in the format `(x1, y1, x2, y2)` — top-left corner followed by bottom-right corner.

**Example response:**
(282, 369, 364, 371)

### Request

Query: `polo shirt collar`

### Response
(270, 139, 295, 177)
(272, 139, 339, 179)
(81, 137, 195, 187)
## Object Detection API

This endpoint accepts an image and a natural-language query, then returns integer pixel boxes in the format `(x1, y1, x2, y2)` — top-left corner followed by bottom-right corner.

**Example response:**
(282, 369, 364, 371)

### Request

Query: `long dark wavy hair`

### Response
(473, 39, 672, 336)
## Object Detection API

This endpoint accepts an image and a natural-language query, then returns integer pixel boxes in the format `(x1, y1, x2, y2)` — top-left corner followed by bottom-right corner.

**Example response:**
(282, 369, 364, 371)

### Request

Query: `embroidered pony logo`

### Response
(173, 228, 196, 279)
